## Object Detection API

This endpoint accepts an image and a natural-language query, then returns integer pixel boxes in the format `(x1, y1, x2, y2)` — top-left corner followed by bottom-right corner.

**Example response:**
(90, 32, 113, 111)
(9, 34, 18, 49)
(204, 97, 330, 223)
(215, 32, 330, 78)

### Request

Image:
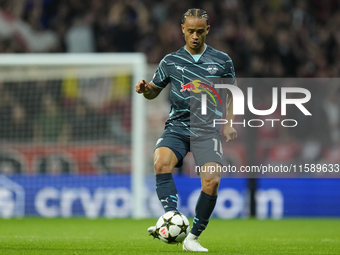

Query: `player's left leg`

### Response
(192, 165, 221, 234)
(184, 135, 223, 251)
(183, 164, 221, 252)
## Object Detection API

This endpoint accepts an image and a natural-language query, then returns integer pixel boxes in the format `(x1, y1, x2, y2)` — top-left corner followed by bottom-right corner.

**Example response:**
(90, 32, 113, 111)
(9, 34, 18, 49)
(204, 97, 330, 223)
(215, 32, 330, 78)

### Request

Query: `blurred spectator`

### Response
(37, 155, 73, 174)
(0, 85, 13, 141)
(323, 85, 340, 145)
(34, 94, 69, 143)
(106, 0, 149, 52)
(69, 100, 105, 141)
(65, 14, 95, 52)
(4, 80, 60, 121)
(275, 28, 298, 77)
(0, 0, 58, 52)
(0, 152, 23, 174)
(5, 104, 33, 142)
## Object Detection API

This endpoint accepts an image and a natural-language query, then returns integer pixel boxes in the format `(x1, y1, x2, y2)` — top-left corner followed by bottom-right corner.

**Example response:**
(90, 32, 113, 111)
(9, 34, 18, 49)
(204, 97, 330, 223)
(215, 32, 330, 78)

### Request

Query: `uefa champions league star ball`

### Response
(155, 211, 190, 244)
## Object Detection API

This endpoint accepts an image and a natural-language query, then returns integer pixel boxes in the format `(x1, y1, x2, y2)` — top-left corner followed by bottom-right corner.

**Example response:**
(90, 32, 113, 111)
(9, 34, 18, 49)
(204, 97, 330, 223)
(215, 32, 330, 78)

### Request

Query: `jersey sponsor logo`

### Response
(176, 66, 186, 73)
(180, 82, 196, 92)
(180, 80, 222, 106)
(207, 65, 218, 74)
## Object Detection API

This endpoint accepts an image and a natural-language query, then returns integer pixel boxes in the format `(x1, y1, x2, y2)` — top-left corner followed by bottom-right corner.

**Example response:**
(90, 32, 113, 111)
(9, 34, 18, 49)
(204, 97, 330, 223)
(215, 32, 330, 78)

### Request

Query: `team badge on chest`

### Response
(206, 65, 218, 74)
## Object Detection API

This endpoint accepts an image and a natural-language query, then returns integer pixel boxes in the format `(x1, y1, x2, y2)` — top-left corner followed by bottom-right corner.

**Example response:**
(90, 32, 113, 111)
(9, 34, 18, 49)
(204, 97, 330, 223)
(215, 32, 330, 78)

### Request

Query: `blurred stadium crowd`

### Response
(0, 0, 340, 174)
(0, 0, 339, 77)
(0, 78, 132, 143)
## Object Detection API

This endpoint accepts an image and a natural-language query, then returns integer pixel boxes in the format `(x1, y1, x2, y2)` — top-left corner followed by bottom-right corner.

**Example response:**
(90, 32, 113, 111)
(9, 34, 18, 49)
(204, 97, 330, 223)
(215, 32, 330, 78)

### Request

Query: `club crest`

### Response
(207, 65, 218, 74)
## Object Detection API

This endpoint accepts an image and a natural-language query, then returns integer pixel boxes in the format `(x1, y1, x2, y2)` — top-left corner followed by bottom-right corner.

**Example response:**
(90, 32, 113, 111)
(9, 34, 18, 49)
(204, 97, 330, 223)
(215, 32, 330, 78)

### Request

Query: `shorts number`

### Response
(212, 138, 223, 155)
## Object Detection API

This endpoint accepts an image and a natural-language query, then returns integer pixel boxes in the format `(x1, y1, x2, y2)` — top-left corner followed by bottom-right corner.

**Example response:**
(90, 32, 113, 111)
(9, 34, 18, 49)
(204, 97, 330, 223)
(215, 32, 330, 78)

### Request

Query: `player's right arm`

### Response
(135, 79, 162, 99)
(137, 56, 170, 99)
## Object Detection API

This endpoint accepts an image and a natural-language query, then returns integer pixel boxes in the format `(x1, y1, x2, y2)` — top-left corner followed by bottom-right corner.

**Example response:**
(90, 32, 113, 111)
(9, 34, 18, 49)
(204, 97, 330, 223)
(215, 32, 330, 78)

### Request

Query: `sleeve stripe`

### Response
(159, 66, 166, 80)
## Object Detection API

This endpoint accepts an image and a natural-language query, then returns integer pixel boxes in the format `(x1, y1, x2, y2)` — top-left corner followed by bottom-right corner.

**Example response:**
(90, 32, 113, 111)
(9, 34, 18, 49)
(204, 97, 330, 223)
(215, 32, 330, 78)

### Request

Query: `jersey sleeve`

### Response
(151, 58, 170, 89)
(223, 59, 236, 85)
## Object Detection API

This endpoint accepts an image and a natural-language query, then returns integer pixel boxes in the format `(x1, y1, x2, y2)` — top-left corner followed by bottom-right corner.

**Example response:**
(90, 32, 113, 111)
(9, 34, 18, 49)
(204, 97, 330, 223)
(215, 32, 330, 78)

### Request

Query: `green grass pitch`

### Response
(0, 218, 339, 254)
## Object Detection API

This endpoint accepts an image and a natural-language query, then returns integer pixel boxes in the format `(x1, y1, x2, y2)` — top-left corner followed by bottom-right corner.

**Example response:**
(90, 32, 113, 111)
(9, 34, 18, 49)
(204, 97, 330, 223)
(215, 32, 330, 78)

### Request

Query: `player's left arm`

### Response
(223, 82, 237, 142)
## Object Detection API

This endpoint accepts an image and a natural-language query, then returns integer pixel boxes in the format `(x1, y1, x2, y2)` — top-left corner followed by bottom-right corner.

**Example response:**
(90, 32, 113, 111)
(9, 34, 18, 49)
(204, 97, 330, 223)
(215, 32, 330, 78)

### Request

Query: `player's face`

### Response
(181, 17, 210, 54)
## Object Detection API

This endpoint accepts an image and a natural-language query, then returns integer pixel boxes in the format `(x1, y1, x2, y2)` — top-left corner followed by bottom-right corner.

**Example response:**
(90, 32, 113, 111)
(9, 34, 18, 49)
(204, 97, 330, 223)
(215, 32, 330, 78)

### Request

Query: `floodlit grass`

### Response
(0, 218, 339, 254)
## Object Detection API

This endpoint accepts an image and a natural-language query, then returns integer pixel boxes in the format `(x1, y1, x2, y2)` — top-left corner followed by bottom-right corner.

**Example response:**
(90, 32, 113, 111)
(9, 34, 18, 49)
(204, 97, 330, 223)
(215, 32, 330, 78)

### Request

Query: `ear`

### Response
(181, 24, 185, 34)
(206, 25, 210, 34)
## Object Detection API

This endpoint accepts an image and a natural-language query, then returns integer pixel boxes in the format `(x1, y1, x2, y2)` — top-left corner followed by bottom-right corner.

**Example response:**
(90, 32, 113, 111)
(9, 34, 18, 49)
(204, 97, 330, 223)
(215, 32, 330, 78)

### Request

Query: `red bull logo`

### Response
(180, 82, 196, 92)
(180, 79, 222, 106)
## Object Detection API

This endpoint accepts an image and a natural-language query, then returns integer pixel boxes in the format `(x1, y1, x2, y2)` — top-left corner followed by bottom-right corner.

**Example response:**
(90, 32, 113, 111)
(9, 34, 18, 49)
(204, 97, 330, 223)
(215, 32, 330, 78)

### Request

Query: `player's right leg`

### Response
(147, 147, 179, 238)
(153, 130, 189, 213)
(148, 131, 189, 239)
(154, 147, 179, 212)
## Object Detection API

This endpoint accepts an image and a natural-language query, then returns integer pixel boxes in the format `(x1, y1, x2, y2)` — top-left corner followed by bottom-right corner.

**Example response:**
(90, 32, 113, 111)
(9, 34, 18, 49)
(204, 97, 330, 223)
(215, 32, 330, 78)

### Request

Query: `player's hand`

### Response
(135, 79, 150, 94)
(223, 125, 237, 142)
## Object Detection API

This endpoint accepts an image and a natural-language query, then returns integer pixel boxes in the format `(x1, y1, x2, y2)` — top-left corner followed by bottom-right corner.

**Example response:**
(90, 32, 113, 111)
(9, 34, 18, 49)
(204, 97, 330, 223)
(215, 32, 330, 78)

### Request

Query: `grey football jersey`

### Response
(152, 45, 236, 137)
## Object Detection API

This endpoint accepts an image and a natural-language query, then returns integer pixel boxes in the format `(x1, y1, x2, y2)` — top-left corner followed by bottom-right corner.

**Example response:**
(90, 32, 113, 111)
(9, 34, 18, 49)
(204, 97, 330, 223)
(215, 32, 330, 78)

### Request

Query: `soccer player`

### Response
(135, 8, 237, 252)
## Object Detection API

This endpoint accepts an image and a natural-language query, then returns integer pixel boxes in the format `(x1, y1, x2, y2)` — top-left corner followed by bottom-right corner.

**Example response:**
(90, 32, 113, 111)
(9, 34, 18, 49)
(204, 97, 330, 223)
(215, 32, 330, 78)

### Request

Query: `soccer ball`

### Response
(155, 211, 190, 244)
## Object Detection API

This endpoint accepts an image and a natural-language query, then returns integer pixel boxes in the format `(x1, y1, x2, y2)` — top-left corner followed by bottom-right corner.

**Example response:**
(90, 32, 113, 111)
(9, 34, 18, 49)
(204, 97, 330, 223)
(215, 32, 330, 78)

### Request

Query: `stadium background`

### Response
(0, 0, 340, 219)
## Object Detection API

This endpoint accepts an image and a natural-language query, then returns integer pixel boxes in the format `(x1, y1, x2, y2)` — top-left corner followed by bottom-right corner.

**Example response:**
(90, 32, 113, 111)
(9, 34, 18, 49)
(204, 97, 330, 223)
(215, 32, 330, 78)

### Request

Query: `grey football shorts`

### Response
(155, 128, 223, 167)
